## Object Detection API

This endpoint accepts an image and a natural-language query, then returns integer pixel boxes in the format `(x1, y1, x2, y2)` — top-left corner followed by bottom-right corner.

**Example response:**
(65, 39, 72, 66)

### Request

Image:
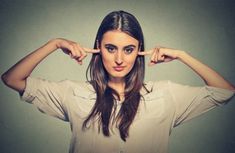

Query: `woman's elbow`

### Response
(1, 73, 26, 93)
(1, 73, 10, 86)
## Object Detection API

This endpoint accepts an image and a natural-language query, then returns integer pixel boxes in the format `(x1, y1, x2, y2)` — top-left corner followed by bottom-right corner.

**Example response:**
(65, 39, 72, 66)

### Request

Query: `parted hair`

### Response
(83, 10, 145, 141)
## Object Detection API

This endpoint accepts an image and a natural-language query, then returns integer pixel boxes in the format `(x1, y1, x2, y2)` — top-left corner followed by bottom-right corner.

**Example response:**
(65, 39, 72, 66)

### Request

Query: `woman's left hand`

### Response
(138, 46, 184, 66)
(139, 46, 235, 90)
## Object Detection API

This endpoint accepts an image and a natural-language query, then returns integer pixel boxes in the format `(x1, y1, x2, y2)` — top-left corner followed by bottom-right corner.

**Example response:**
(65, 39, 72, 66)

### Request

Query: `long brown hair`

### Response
(82, 10, 145, 141)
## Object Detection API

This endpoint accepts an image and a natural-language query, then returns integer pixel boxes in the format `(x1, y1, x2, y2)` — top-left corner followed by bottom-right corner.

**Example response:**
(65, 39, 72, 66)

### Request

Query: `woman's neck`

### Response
(108, 77, 125, 101)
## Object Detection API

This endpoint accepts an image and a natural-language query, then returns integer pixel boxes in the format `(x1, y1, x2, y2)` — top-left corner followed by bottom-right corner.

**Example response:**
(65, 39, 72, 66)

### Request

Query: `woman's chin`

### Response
(109, 74, 126, 81)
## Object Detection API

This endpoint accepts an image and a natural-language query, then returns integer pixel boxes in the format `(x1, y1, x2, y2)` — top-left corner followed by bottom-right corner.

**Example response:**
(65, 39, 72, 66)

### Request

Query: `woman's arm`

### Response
(138, 47, 235, 91)
(1, 39, 58, 94)
(1, 38, 99, 95)
(177, 51, 235, 90)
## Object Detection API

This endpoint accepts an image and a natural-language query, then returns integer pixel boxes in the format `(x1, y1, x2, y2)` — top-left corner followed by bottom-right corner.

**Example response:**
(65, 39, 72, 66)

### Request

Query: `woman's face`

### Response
(100, 30, 139, 80)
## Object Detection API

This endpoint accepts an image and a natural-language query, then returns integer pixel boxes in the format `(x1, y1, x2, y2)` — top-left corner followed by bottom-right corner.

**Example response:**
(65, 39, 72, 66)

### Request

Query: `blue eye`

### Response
(124, 48, 134, 54)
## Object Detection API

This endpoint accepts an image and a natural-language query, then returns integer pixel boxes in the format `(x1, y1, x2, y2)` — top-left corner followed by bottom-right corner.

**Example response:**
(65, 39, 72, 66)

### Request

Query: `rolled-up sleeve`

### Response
(20, 76, 70, 121)
(168, 81, 235, 127)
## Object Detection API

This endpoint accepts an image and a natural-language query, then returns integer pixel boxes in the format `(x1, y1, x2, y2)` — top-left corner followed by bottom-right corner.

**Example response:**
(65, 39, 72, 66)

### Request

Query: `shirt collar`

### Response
(73, 81, 154, 100)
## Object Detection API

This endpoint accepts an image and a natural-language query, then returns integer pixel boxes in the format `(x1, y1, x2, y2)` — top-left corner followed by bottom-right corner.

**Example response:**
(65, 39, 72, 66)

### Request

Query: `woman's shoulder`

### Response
(144, 80, 172, 91)
(140, 80, 172, 96)
(63, 79, 95, 98)
(27, 77, 95, 94)
(62, 79, 94, 91)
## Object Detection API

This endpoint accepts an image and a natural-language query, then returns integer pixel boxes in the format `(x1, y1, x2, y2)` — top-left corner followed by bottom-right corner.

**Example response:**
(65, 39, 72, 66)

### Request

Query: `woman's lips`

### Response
(113, 66, 126, 72)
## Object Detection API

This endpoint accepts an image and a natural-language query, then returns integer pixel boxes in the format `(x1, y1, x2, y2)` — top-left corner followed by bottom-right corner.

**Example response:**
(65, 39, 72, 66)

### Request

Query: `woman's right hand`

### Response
(1, 38, 100, 93)
(55, 38, 100, 64)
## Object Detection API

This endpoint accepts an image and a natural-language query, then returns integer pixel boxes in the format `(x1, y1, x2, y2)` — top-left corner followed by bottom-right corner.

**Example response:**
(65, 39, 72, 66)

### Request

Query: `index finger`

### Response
(83, 47, 100, 53)
(138, 49, 154, 56)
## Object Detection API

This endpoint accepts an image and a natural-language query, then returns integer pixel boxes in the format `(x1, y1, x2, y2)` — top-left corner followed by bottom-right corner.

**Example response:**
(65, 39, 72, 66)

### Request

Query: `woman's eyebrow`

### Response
(104, 44, 117, 49)
(123, 45, 136, 49)
(104, 44, 136, 48)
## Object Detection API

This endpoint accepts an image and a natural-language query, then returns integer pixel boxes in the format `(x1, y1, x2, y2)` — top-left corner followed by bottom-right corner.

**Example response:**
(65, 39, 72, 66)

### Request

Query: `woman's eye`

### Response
(106, 47, 115, 53)
(124, 48, 134, 54)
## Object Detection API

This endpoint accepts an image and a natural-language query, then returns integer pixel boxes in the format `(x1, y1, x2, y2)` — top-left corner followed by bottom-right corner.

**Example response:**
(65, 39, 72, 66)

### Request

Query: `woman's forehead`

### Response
(101, 30, 139, 46)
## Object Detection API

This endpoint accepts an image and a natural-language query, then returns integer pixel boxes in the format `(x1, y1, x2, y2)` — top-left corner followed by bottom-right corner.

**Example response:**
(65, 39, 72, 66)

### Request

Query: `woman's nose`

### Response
(115, 51, 123, 65)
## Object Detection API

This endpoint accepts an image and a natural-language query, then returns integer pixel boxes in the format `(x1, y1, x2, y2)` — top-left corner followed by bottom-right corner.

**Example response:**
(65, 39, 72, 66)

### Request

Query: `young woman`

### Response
(1, 10, 235, 153)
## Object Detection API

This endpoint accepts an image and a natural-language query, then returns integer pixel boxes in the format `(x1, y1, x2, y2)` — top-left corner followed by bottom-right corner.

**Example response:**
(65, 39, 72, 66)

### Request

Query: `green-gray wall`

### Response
(0, 0, 235, 153)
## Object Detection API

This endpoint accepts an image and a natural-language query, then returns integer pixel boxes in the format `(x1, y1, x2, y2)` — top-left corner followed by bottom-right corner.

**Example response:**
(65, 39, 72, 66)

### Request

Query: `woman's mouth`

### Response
(113, 66, 126, 72)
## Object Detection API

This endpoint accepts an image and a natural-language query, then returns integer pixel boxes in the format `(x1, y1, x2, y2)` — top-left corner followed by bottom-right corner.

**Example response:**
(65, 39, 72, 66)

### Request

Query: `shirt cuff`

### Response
(204, 85, 235, 103)
(20, 76, 38, 103)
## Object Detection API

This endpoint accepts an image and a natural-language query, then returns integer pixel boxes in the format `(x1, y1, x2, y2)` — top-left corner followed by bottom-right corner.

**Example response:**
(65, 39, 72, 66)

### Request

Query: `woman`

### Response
(1, 10, 235, 153)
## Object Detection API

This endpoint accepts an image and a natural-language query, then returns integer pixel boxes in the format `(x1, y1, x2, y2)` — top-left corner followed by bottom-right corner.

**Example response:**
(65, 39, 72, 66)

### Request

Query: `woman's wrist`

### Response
(45, 38, 62, 53)
(176, 50, 187, 61)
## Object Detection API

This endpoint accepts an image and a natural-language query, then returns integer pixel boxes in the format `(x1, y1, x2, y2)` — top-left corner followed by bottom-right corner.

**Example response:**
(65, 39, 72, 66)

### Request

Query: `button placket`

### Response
(118, 139, 125, 153)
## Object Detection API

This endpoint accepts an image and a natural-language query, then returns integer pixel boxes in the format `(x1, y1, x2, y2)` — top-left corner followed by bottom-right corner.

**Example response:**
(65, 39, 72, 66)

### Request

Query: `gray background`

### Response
(0, 0, 235, 153)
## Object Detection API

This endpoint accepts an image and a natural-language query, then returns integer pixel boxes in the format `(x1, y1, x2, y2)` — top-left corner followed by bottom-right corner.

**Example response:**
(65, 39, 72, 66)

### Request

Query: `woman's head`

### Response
(84, 10, 145, 141)
(88, 10, 145, 82)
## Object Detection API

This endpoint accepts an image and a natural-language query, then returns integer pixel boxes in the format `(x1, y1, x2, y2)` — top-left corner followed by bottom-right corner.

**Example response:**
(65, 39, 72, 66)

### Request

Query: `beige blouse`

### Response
(20, 77, 234, 153)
